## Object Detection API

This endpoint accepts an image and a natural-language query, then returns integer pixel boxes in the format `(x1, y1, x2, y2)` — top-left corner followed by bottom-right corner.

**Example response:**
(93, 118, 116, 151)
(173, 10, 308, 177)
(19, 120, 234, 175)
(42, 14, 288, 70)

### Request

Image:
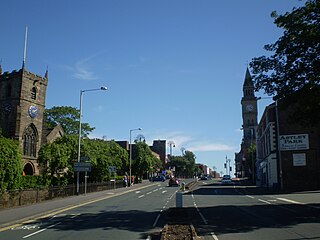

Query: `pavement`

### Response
(0, 180, 157, 232)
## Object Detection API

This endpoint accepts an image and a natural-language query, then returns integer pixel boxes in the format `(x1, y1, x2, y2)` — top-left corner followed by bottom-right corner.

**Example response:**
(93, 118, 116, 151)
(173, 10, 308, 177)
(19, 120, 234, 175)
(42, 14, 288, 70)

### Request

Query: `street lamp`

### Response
(129, 128, 142, 186)
(168, 141, 175, 161)
(77, 86, 108, 195)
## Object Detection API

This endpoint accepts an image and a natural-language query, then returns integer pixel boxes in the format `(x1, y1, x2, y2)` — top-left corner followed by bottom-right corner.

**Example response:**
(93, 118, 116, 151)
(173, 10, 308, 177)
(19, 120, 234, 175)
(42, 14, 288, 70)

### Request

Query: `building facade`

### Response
(0, 65, 63, 175)
(256, 99, 320, 191)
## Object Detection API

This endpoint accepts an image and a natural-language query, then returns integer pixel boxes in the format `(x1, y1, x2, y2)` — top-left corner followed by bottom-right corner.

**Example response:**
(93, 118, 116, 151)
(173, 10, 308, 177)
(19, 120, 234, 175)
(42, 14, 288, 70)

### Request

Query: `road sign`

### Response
(74, 162, 92, 172)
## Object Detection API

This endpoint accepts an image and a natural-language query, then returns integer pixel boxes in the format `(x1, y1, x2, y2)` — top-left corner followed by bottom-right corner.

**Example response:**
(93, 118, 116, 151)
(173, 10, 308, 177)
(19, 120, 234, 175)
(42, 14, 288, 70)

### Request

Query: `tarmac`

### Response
(0, 180, 157, 232)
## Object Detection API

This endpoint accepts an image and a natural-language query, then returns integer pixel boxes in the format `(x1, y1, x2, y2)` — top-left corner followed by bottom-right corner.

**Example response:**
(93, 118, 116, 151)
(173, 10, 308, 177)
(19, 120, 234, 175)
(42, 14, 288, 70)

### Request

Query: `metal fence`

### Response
(0, 180, 125, 210)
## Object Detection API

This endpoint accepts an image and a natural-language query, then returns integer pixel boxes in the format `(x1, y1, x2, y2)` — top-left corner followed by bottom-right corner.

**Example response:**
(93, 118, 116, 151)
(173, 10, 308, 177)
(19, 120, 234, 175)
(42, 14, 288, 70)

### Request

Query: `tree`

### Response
(250, 0, 320, 124)
(38, 135, 78, 185)
(171, 150, 196, 178)
(132, 141, 155, 178)
(0, 135, 22, 191)
(44, 106, 95, 136)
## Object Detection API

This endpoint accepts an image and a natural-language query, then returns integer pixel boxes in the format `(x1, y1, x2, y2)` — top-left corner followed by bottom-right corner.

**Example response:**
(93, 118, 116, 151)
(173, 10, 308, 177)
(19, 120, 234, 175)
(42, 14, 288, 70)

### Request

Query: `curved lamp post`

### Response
(77, 86, 108, 195)
(129, 128, 142, 186)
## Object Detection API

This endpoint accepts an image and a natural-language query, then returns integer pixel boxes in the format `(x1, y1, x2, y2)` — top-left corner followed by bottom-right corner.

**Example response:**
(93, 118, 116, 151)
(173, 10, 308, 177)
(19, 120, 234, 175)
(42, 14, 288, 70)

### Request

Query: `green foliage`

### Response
(38, 136, 128, 185)
(20, 175, 51, 189)
(171, 150, 196, 178)
(0, 136, 22, 192)
(250, 0, 320, 125)
(38, 135, 78, 185)
(250, 0, 320, 98)
(132, 141, 156, 178)
(44, 106, 95, 137)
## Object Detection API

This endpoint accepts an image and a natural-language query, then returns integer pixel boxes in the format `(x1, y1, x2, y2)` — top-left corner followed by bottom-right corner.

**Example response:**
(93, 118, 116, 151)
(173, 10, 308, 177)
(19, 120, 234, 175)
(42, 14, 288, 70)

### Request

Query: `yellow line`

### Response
(0, 183, 156, 232)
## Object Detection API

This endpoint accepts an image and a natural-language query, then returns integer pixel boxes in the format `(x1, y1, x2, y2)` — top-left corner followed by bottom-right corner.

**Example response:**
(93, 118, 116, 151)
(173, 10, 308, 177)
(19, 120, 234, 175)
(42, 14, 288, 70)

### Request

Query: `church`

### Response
(0, 63, 63, 176)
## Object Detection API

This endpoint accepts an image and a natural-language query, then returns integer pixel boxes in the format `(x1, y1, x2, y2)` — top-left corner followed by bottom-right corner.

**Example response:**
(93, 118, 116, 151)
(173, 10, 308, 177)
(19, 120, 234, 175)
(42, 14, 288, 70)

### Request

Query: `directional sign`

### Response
(74, 162, 91, 172)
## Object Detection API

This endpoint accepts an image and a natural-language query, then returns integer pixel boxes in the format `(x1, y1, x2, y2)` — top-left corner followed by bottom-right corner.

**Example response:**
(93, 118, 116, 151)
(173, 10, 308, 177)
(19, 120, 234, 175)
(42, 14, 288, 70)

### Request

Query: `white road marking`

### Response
(146, 192, 152, 195)
(152, 213, 161, 227)
(162, 190, 167, 194)
(258, 199, 272, 205)
(246, 195, 255, 199)
(211, 232, 219, 240)
(136, 191, 141, 194)
(138, 194, 145, 198)
(276, 198, 303, 205)
(23, 222, 60, 239)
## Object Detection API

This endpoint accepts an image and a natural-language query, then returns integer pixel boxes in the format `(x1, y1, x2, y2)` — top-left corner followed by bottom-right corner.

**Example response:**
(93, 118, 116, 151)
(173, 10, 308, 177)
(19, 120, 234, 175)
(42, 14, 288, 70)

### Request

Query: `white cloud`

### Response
(188, 143, 235, 152)
(72, 58, 97, 80)
(145, 130, 235, 153)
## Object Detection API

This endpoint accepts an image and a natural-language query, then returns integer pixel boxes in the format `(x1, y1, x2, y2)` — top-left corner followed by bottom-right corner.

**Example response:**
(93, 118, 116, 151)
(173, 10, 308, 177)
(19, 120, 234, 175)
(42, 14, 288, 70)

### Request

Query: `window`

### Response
(22, 125, 38, 157)
(31, 87, 37, 100)
(6, 84, 11, 97)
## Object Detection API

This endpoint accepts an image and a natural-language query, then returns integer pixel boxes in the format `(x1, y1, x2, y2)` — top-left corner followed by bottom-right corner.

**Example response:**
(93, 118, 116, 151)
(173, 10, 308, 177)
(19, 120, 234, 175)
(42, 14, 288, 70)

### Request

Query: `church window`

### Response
(31, 87, 37, 100)
(22, 125, 37, 157)
(6, 84, 11, 97)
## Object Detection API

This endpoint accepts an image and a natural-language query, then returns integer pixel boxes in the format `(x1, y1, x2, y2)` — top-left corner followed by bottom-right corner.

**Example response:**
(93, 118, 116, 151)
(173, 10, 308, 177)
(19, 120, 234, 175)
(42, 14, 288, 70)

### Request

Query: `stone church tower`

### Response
(241, 68, 258, 146)
(0, 65, 48, 175)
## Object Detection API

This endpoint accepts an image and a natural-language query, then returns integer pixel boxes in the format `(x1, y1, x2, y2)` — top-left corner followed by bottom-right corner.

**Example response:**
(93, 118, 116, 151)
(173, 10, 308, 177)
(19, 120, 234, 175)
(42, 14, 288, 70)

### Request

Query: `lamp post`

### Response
(129, 128, 142, 186)
(77, 86, 107, 195)
(168, 141, 175, 161)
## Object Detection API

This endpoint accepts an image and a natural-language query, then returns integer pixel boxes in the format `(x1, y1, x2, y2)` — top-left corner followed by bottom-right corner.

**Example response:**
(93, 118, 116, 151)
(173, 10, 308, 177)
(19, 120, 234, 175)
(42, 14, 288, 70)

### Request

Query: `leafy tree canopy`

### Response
(0, 135, 22, 191)
(44, 106, 95, 137)
(250, 0, 319, 98)
(250, 0, 320, 126)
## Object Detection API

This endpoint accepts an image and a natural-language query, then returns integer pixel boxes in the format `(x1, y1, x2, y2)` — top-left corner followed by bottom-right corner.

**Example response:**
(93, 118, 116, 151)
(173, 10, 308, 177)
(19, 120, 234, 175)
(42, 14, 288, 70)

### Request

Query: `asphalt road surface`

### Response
(183, 179, 320, 240)
(1, 179, 320, 240)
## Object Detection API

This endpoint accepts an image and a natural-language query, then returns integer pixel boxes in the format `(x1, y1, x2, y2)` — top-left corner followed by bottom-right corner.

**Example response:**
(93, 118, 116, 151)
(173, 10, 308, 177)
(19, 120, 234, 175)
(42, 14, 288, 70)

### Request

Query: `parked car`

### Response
(221, 175, 232, 185)
(168, 177, 179, 187)
(151, 175, 165, 182)
(200, 175, 208, 180)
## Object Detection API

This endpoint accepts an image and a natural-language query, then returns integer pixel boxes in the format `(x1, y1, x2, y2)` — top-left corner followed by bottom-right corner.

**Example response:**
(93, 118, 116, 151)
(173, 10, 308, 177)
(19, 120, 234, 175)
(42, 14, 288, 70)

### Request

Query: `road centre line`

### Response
(138, 194, 145, 198)
(0, 183, 158, 233)
(211, 232, 219, 240)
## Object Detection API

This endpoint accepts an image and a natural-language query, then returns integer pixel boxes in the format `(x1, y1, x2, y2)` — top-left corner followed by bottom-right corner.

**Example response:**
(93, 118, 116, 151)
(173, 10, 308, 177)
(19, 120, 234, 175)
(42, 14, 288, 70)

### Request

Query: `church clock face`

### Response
(246, 104, 254, 112)
(28, 105, 38, 118)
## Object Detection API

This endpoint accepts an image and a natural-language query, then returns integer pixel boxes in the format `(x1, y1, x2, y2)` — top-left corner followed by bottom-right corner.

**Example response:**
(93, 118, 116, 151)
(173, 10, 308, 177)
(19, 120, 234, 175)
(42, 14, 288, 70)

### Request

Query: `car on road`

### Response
(151, 175, 165, 182)
(168, 177, 180, 187)
(200, 175, 208, 180)
(221, 175, 232, 185)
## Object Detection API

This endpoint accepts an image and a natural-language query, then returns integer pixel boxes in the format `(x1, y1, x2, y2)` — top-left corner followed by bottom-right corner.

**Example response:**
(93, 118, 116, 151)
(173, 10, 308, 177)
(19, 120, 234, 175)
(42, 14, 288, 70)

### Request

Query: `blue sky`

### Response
(0, 0, 305, 175)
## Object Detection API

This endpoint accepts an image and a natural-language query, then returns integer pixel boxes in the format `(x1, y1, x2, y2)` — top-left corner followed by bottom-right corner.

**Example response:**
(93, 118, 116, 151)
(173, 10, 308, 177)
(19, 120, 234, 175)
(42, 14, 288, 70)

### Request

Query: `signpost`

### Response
(109, 166, 117, 189)
(74, 162, 91, 194)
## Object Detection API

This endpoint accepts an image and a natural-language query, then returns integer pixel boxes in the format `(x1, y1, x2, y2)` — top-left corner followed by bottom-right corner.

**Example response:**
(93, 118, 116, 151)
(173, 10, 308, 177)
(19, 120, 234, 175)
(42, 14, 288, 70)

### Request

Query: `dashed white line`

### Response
(276, 198, 303, 205)
(246, 195, 255, 199)
(138, 194, 145, 198)
(211, 232, 219, 240)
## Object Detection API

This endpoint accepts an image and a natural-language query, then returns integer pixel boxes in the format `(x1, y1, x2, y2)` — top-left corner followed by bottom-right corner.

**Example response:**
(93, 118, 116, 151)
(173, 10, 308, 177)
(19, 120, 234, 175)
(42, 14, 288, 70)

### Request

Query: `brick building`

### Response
(256, 99, 320, 191)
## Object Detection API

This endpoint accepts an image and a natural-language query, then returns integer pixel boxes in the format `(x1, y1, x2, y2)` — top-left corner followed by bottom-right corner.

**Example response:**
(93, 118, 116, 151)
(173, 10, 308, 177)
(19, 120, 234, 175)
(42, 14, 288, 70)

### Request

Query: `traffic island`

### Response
(160, 207, 201, 240)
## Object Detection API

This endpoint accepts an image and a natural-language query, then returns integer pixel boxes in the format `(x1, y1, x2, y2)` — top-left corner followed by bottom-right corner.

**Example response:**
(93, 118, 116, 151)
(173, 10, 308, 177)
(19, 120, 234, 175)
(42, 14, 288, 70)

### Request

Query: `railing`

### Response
(0, 180, 125, 210)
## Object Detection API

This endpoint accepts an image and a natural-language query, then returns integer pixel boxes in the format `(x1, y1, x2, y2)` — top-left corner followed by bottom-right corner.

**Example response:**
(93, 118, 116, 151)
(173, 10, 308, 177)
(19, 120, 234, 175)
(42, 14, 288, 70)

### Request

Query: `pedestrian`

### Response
(123, 175, 128, 187)
(131, 175, 134, 186)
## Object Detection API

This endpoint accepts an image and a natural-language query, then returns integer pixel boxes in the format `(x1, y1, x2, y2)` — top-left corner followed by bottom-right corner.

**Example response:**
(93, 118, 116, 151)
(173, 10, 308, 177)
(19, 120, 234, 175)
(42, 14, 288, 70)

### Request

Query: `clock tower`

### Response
(0, 65, 48, 175)
(241, 68, 258, 146)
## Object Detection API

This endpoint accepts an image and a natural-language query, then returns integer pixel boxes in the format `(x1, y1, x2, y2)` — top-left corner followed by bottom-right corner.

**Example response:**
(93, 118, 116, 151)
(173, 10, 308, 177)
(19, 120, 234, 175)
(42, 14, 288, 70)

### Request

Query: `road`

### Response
(1, 179, 320, 239)
(183, 179, 320, 240)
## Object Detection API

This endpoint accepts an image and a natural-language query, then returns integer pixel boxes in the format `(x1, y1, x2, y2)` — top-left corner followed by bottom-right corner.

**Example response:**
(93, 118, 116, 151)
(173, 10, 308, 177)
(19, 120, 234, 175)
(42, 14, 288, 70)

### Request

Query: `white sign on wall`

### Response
(279, 134, 309, 151)
(293, 153, 306, 166)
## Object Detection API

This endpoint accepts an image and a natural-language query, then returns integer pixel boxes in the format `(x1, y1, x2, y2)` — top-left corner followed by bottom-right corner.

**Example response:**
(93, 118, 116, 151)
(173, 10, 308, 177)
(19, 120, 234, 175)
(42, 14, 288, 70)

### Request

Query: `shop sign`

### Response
(279, 134, 309, 150)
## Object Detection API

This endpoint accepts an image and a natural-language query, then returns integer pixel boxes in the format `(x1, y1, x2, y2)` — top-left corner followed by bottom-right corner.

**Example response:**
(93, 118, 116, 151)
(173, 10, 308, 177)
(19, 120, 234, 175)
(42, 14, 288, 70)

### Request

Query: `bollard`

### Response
(176, 191, 183, 208)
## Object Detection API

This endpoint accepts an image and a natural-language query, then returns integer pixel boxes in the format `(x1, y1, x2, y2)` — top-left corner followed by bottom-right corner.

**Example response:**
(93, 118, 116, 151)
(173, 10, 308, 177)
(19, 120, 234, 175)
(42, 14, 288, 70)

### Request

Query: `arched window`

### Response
(6, 84, 11, 97)
(22, 125, 38, 157)
(23, 162, 34, 175)
(31, 87, 37, 100)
